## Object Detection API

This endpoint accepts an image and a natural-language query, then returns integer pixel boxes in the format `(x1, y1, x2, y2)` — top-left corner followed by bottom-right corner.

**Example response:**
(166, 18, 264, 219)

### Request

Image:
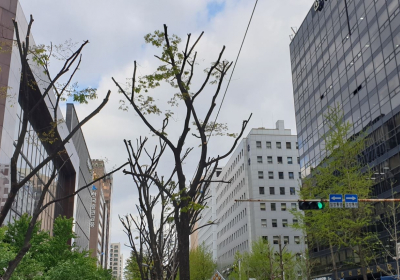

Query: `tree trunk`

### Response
(177, 212, 191, 280)
(329, 242, 339, 280)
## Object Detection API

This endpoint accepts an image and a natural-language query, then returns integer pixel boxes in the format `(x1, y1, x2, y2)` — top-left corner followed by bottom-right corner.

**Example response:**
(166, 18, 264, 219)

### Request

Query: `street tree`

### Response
(0, 214, 112, 280)
(295, 106, 376, 280)
(229, 238, 297, 280)
(120, 138, 179, 280)
(113, 24, 251, 280)
(189, 243, 216, 280)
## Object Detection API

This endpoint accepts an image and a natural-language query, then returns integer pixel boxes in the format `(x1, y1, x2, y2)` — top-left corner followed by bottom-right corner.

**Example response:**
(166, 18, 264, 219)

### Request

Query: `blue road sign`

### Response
(329, 194, 343, 208)
(345, 194, 358, 208)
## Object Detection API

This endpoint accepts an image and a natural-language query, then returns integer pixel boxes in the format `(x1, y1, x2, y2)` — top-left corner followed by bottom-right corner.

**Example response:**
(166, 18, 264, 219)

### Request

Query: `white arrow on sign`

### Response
(331, 196, 341, 200)
(347, 196, 357, 201)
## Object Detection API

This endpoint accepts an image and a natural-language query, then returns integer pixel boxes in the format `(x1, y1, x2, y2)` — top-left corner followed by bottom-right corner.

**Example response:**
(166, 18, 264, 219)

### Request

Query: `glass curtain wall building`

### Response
(290, 0, 400, 278)
(0, 1, 79, 235)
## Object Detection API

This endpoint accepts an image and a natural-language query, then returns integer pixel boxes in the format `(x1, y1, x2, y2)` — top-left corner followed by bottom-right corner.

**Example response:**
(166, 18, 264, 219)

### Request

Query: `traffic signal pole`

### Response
(235, 198, 400, 203)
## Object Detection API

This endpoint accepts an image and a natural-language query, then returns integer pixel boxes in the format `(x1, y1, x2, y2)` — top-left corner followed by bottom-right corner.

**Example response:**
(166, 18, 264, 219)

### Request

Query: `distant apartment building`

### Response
(198, 121, 304, 270)
(89, 159, 113, 268)
(0, 0, 80, 235)
(110, 243, 124, 279)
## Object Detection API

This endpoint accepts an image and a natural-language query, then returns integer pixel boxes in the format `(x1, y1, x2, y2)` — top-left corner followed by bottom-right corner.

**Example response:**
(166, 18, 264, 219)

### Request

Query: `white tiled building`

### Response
(110, 243, 123, 279)
(197, 121, 305, 270)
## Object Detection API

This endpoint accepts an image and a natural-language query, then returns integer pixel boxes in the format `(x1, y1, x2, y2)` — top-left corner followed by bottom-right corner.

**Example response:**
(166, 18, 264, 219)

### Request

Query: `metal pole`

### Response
(235, 199, 400, 203)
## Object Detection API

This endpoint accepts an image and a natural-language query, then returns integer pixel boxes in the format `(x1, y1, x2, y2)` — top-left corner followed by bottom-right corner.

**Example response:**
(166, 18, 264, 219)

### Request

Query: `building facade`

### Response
(0, 0, 79, 234)
(65, 104, 93, 250)
(89, 159, 112, 268)
(198, 121, 304, 271)
(290, 0, 400, 278)
(110, 243, 124, 280)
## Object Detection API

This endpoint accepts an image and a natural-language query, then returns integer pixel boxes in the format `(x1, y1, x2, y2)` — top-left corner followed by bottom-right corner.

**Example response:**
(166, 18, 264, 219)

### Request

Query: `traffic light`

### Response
(298, 201, 325, 210)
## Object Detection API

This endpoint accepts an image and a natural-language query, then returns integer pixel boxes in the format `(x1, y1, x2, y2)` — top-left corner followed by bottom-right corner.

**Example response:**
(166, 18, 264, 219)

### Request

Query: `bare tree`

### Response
(120, 137, 179, 280)
(113, 24, 251, 280)
(0, 15, 122, 280)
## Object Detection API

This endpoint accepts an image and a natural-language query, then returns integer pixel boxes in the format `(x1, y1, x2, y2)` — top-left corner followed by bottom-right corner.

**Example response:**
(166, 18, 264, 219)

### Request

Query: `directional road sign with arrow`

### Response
(329, 194, 343, 208)
(345, 194, 358, 208)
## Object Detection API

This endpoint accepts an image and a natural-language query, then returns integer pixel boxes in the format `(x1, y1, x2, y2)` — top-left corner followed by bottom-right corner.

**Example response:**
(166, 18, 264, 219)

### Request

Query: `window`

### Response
(262, 236, 268, 243)
(276, 142, 281, 149)
(296, 142, 298, 149)
(266, 141, 272, 149)
(258, 171, 264, 179)
(282, 219, 288, 227)
(293, 219, 298, 225)
(248, 158, 251, 165)
(260, 203, 266, 211)
(281, 203, 287, 211)
(4, 188, 8, 194)
(273, 236, 279, 244)
(290, 187, 295, 195)
(256, 141, 262, 148)
(294, 236, 300, 244)
(280, 187, 285, 195)
(272, 219, 278, 227)
(271, 203, 276, 211)
(267, 156, 273, 163)
(283, 236, 289, 244)
(286, 142, 291, 149)
(268, 171, 274, 179)
(257, 156, 263, 163)
(277, 156, 283, 164)
(279, 172, 284, 179)
(259, 187, 265, 195)
(297, 157, 300, 164)
(269, 187, 275, 195)
(291, 203, 297, 211)
(287, 157, 293, 164)
(299, 172, 301, 178)
(289, 172, 294, 179)
(261, 219, 267, 227)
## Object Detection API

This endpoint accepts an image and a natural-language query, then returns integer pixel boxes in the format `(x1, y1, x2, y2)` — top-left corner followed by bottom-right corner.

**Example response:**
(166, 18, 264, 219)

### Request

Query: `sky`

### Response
(19, 0, 313, 266)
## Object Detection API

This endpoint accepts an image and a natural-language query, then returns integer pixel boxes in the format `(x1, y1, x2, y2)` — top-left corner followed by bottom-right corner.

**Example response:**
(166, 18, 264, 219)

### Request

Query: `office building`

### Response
(198, 121, 304, 270)
(65, 104, 93, 250)
(290, 0, 400, 278)
(89, 159, 113, 268)
(0, 0, 79, 234)
(110, 243, 124, 280)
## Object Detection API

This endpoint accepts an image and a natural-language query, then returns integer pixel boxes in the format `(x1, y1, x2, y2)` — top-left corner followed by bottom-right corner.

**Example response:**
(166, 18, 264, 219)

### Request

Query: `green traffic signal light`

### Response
(298, 201, 325, 210)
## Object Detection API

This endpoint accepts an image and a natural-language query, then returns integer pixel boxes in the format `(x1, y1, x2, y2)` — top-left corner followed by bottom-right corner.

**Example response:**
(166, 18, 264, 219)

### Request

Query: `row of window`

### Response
(258, 171, 300, 179)
(255, 141, 298, 149)
(256, 156, 300, 164)
(261, 218, 298, 228)
(260, 202, 297, 211)
(259, 186, 296, 196)
(262, 235, 301, 245)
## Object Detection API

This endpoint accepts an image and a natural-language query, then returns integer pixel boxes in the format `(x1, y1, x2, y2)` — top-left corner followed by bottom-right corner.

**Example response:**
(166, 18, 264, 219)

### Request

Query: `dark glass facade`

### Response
(291, 0, 400, 178)
(291, 0, 400, 278)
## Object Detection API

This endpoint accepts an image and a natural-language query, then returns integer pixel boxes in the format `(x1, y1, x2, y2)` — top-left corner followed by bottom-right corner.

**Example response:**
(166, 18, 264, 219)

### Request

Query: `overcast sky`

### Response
(19, 0, 313, 265)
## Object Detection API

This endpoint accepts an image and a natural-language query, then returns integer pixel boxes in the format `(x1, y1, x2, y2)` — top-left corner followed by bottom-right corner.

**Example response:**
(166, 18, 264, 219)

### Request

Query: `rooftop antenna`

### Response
(289, 27, 297, 41)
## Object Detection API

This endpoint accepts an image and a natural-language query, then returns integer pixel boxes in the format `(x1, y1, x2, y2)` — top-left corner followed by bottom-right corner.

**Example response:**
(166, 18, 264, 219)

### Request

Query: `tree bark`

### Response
(177, 212, 191, 280)
(329, 242, 339, 280)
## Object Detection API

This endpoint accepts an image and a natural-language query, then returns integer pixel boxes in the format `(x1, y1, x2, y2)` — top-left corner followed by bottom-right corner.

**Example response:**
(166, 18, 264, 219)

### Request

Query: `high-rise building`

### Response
(198, 121, 304, 271)
(65, 104, 93, 250)
(290, 0, 400, 278)
(89, 159, 113, 268)
(110, 243, 124, 280)
(0, 0, 79, 234)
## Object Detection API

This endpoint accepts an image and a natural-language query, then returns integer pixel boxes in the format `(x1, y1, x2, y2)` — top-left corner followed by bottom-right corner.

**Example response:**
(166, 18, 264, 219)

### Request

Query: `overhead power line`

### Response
(207, 0, 259, 141)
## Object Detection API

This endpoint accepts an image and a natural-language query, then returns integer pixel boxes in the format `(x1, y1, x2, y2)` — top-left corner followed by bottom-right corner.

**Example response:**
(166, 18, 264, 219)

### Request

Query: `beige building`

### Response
(110, 243, 123, 279)
(89, 159, 113, 268)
